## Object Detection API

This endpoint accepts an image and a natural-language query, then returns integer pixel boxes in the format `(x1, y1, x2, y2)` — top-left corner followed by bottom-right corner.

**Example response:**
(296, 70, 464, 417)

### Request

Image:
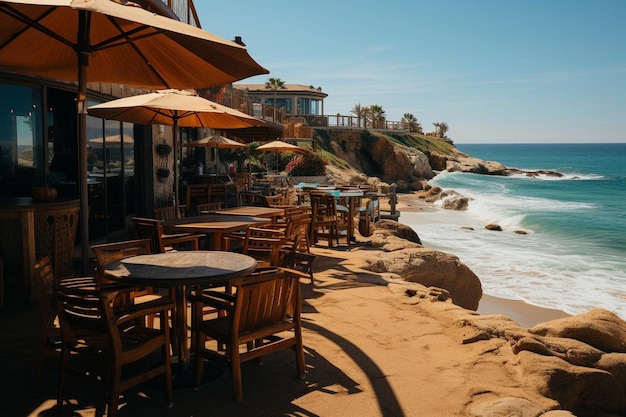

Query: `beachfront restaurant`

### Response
(0, 0, 281, 309)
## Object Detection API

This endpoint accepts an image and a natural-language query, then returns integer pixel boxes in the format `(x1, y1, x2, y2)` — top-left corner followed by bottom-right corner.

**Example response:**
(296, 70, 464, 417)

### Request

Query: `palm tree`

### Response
(432, 122, 441, 137)
(401, 113, 422, 133)
(264, 77, 286, 121)
(369, 104, 385, 128)
(351, 103, 368, 128)
(438, 121, 449, 138)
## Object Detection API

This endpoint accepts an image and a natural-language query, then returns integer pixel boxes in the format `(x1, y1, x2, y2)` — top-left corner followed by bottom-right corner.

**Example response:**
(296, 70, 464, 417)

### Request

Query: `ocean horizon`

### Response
(400, 143, 626, 320)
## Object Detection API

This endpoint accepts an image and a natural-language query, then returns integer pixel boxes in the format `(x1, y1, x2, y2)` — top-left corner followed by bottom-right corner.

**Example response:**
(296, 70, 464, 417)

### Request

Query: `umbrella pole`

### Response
(173, 119, 179, 211)
(78, 12, 90, 275)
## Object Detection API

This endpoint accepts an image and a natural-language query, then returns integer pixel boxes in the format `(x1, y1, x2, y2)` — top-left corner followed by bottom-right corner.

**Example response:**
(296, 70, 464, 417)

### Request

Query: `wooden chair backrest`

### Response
(310, 193, 339, 220)
(235, 173, 252, 190)
(284, 214, 312, 252)
(91, 239, 151, 283)
(186, 184, 210, 214)
(229, 268, 300, 336)
(154, 205, 185, 221)
(195, 201, 223, 216)
(243, 227, 286, 267)
(131, 217, 165, 253)
(208, 183, 226, 200)
(260, 194, 285, 207)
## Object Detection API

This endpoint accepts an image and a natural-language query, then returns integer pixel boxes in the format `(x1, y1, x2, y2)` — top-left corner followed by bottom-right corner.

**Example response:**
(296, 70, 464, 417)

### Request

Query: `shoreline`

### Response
(477, 294, 571, 328)
(394, 191, 572, 327)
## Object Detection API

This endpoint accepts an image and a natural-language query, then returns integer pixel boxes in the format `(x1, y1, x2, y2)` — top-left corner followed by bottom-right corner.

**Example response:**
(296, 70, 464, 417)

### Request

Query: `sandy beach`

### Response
(1, 220, 582, 416)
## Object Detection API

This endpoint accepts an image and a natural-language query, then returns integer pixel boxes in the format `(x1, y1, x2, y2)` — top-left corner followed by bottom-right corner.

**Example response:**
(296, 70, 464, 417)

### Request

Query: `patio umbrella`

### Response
(256, 140, 308, 173)
(88, 89, 264, 208)
(0, 0, 268, 273)
(184, 135, 248, 149)
(88, 134, 135, 147)
(184, 135, 248, 172)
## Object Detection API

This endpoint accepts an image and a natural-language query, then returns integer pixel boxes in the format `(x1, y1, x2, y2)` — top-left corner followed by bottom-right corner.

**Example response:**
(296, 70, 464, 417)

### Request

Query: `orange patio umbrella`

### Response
(89, 90, 264, 209)
(256, 140, 309, 174)
(0, 0, 268, 273)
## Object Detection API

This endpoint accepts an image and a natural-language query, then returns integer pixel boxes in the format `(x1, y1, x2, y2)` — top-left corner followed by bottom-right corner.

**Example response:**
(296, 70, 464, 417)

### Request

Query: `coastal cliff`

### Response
(313, 128, 506, 191)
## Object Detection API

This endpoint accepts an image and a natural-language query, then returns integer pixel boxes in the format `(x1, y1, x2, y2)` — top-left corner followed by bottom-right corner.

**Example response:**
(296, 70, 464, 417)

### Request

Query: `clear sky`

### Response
(195, 0, 625, 144)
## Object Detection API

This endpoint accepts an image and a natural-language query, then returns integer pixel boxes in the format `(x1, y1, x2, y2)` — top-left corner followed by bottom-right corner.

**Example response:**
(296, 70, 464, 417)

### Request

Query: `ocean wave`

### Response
(505, 171, 604, 181)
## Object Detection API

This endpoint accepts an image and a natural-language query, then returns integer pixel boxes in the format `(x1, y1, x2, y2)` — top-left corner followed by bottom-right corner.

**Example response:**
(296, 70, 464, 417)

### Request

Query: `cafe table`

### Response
(102, 251, 257, 365)
(327, 189, 364, 243)
(211, 205, 285, 223)
(161, 214, 272, 250)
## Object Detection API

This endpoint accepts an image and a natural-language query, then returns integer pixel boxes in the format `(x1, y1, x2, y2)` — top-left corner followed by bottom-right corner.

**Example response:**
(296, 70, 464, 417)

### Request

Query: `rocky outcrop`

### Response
(319, 129, 435, 191)
(396, 286, 626, 416)
(446, 155, 508, 175)
(358, 220, 483, 310)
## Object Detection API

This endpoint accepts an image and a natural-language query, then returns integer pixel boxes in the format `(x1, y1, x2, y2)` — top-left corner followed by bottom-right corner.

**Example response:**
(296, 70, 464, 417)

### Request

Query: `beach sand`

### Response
(1, 243, 573, 417)
(0, 191, 577, 416)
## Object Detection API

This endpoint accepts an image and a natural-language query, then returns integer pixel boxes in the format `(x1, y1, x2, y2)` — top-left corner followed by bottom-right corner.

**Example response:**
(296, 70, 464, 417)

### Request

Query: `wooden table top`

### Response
(213, 206, 285, 218)
(161, 214, 271, 233)
(102, 251, 257, 286)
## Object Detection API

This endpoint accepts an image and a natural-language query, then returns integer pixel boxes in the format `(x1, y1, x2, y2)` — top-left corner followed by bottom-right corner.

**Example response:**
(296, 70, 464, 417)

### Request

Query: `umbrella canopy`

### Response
(183, 135, 248, 149)
(88, 134, 134, 147)
(256, 140, 308, 174)
(88, 89, 264, 208)
(183, 135, 248, 175)
(0, 0, 268, 274)
(0, 0, 268, 88)
(256, 140, 308, 154)
(88, 90, 262, 129)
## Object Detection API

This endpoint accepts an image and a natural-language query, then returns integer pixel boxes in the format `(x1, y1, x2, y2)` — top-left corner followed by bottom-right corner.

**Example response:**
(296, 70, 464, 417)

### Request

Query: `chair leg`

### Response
(57, 351, 68, 412)
(163, 343, 173, 408)
(108, 365, 122, 417)
(230, 344, 243, 402)
(295, 333, 306, 380)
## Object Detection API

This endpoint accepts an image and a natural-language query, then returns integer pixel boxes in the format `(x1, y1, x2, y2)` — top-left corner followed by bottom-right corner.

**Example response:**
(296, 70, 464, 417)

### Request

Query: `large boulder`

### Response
(359, 220, 482, 310)
(529, 309, 626, 353)
(446, 155, 507, 175)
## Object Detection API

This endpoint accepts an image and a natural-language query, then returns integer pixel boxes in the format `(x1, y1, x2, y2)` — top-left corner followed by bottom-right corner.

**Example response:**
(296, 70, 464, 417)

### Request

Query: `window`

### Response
(0, 83, 44, 196)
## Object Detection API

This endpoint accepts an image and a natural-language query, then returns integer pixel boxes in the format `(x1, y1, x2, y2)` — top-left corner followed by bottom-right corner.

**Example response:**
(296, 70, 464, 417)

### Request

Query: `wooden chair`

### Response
(242, 227, 287, 268)
(208, 183, 227, 205)
(195, 201, 223, 216)
(132, 217, 201, 253)
(185, 184, 210, 216)
(358, 199, 379, 238)
(32, 256, 98, 380)
(234, 172, 252, 191)
(190, 267, 305, 402)
(154, 205, 186, 220)
(260, 194, 285, 207)
(280, 215, 316, 284)
(309, 192, 348, 247)
(91, 239, 171, 327)
(55, 284, 174, 417)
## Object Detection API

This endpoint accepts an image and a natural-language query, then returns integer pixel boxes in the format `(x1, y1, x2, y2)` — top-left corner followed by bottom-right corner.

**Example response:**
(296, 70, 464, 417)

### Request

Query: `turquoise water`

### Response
(400, 143, 626, 319)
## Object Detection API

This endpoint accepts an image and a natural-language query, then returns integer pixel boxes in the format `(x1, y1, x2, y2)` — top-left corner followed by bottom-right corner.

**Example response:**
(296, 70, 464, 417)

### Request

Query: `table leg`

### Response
(347, 197, 356, 243)
(173, 285, 190, 364)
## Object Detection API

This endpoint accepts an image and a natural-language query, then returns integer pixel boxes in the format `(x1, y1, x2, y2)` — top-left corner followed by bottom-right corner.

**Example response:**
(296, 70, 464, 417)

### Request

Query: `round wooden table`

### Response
(103, 251, 257, 364)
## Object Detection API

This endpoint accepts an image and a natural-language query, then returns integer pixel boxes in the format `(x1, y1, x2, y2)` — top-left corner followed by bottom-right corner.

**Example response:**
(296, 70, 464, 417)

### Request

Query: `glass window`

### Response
(0, 83, 44, 196)
(264, 97, 292, 113)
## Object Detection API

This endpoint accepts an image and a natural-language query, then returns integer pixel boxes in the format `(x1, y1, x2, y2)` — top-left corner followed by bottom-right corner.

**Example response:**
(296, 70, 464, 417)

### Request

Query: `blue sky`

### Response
(195, 1, 625, 144)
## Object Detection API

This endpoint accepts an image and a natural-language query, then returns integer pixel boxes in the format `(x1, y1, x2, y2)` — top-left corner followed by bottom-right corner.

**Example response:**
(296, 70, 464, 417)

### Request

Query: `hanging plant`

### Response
(156, 168, 170, 183)
(155, 142, 172, 157)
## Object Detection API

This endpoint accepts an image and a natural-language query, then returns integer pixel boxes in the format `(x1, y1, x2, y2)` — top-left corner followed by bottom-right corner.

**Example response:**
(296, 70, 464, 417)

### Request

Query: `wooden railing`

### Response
(298, 114, 412, 132)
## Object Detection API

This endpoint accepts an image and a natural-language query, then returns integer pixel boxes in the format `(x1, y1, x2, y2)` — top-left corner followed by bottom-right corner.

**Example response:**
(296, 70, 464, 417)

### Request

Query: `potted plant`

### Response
(156, 168, 170, 183)
(155, 142, 172, 157)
